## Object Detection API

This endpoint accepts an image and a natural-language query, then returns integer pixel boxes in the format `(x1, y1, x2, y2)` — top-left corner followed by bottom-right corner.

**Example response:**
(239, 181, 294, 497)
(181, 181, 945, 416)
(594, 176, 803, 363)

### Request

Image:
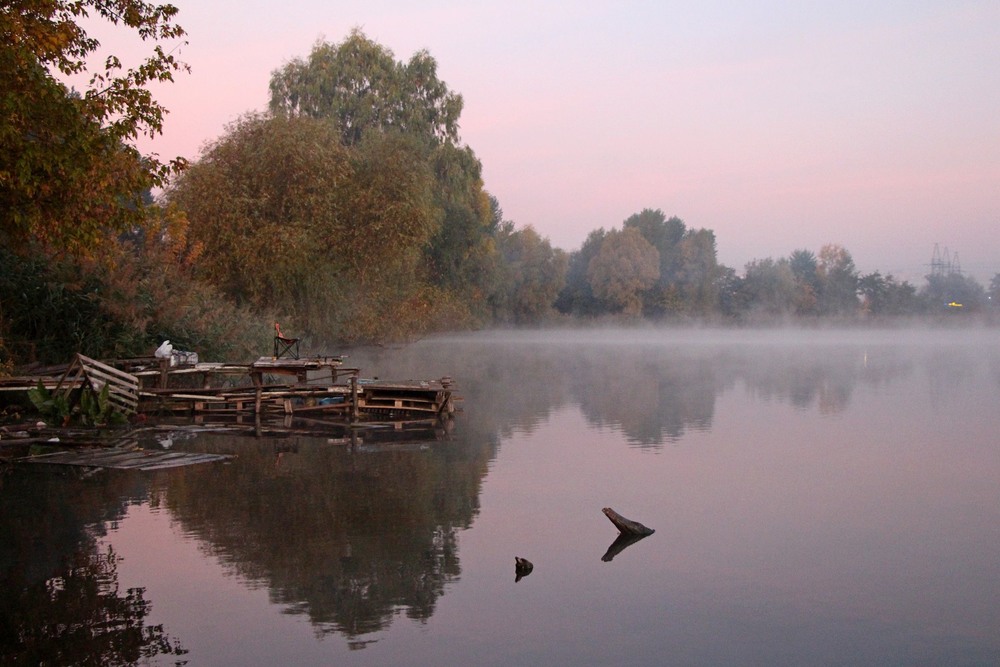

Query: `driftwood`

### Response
(602, 507, 655, 536)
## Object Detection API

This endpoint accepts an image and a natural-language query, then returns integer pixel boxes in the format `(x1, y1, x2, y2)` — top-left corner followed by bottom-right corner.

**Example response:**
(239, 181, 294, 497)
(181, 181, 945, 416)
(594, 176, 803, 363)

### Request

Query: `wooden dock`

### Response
(2, 355, 457, 422)
(134, 357, 457, 422)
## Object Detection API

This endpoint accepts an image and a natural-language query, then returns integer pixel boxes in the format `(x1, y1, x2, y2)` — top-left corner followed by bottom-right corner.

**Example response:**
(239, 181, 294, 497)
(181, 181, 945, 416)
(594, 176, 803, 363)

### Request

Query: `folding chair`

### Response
(273, 322, 300, 359)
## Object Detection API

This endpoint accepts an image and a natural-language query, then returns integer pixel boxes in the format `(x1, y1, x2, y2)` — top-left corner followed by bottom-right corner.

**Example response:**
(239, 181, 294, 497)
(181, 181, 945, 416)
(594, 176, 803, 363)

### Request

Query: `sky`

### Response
(84, 0, 1000, 282)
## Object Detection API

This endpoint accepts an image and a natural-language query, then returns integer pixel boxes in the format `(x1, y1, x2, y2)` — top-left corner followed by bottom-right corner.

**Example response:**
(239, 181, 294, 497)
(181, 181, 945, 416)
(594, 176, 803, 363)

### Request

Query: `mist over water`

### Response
(2, 326, 998, 665)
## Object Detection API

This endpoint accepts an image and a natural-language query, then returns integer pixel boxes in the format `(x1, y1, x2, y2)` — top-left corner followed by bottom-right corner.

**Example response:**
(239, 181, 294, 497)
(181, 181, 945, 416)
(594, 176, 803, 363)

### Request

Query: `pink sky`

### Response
(86, 0, 1000, 282)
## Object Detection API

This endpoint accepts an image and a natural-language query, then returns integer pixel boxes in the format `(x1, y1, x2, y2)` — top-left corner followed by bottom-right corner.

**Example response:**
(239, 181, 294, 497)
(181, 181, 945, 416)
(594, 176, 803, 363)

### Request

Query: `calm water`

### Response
(2, 328, 999, 666)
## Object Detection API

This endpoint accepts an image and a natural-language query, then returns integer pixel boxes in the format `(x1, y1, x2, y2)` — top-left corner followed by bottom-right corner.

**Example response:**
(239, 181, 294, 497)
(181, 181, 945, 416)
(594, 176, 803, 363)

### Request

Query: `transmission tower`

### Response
(930, 243, 961, 276)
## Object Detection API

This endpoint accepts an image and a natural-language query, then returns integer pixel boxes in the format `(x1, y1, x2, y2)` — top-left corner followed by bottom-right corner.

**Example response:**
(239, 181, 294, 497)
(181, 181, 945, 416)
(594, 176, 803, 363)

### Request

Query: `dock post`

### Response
(350, 373, 359, 421)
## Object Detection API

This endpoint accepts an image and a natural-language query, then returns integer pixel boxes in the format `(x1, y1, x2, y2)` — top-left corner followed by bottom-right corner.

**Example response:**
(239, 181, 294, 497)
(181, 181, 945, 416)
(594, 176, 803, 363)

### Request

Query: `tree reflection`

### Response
(0, 469, 185, 665)
(155, 433, 492, 642)
(1, 545, 186, 666)
(341, 333, 916, 450)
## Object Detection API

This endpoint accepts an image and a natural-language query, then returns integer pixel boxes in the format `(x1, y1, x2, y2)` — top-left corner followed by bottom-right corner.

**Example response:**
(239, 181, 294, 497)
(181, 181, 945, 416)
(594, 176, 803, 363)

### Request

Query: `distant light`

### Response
(947, 301, 963, 308)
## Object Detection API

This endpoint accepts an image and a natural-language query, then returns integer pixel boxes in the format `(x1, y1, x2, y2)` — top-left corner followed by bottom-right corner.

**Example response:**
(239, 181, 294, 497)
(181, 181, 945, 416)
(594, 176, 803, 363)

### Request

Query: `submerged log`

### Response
(602, 507, 655, 536)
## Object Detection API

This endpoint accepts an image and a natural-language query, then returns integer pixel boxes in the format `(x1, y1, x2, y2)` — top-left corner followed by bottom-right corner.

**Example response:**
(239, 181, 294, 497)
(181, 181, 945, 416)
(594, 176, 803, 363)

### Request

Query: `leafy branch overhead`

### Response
(0, 0, 189, 255)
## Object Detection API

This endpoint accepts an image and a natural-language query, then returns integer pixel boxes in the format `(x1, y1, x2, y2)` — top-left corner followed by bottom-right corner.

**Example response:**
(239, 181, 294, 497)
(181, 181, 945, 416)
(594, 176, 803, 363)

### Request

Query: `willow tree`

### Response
(268, 31, 499, 323)
(269, 29, 462, 147)
(0, 0, 188, 255)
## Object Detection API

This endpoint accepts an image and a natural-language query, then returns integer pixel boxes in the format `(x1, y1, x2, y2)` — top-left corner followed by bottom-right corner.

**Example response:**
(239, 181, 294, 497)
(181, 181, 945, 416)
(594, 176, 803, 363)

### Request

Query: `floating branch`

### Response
(602, 507, 655, 536)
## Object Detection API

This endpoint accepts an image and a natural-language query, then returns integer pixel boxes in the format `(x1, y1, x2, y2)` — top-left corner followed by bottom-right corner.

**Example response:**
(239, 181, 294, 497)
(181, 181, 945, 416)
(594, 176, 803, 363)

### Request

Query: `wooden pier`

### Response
(134, 357, 456, 422)
(2, 355, 458, 424)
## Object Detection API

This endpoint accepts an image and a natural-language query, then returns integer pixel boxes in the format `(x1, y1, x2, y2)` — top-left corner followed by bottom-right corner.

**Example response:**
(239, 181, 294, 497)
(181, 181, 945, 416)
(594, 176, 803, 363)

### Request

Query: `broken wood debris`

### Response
(18, 447, 234, 471)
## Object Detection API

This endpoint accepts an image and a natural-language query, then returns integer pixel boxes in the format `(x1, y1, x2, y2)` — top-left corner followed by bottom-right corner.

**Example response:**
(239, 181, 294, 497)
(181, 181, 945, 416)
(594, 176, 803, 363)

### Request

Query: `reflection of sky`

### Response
(102, 333, 1000, 664)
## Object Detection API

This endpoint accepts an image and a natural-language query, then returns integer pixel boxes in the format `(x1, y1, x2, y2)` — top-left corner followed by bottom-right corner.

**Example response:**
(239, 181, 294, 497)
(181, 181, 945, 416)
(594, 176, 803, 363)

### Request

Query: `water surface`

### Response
(2, 328, 999, 665)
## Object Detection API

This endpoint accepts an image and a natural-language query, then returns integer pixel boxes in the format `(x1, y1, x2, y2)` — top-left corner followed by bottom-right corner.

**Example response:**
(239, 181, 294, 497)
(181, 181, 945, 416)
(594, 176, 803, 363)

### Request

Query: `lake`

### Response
(2, 327, 999, 666)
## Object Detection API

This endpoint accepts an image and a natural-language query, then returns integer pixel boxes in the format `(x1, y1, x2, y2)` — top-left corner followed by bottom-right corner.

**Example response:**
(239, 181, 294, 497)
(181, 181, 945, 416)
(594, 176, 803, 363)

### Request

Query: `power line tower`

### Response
(930, 243, 962, 276)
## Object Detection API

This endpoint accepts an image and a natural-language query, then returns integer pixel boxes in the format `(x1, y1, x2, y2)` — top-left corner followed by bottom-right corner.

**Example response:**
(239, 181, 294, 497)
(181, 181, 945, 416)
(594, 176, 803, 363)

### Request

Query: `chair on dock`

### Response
(273, 322, 300, 360)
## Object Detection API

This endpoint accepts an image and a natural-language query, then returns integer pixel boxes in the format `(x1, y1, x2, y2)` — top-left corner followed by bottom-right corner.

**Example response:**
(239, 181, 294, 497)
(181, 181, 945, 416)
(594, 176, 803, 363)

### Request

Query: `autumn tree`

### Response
(166, 113, 445, 340)
(492, 225, 568, 324)
(587, 227, 660, 317)
(0, 0, 188, 255)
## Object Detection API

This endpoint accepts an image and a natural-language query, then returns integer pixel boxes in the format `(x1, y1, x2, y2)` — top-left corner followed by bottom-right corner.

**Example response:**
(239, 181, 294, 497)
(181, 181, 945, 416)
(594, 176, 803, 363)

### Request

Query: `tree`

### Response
(920, 272, 987, 313)
(816, 244, 859, 316)
(167, 113, 443, 340)
(269, 29, 462, 147)
(623, 209, 686, 283)
(788, 249, 820, 315)
(423, 142, 498, 310)
(858, 272, 920, 316)
(587, 227, 660, 317)
(493, 225, 568, 324)
(676, 228, 720, 314)
(741, 257, 798, 317)
(0, 0, 188, 255)
(268, 31, 498, 325)
(556, 228, 606, 316)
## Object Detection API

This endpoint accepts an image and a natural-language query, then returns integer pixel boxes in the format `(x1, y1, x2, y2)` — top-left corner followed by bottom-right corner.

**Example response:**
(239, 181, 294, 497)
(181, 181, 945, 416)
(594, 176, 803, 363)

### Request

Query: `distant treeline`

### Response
(1, 10, 998, 370)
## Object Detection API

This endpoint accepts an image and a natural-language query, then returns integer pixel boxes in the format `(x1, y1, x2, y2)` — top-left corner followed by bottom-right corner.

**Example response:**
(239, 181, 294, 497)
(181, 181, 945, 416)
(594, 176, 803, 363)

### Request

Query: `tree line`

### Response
(2, 3, 998, 369)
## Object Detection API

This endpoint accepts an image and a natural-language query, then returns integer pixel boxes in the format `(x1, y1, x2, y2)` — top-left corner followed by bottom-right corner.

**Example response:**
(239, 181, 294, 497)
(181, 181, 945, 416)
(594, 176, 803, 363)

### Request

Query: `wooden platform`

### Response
(3, 354, 458, 425)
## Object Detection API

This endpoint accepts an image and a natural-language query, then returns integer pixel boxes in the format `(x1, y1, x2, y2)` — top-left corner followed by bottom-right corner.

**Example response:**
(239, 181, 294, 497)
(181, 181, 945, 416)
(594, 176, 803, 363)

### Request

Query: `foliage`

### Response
(0, 224, 271, 367)
(740, 257, 798, 317)
(587, 227, 660, 317)
(26, 379, 127, 427)
(424, 142, 499, 314)
(27, 380, 72, 425)
(0, 0, 188, 255)
(556, 228, 606, 316)
(622, 209, 720, 316)
(167, 113, 459, 343)
(788, 249, 820, 315)
(816, 244, 859, 315)
(172, 33, 512, 343)
(858, 272, 920, 316)
(920, 271, 987, 312)
(269, 29, 462, 147)
(492, 225, 568, 324)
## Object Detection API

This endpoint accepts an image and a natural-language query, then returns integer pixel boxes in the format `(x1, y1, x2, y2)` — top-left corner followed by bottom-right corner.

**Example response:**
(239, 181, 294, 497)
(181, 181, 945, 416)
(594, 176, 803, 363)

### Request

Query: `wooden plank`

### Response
(77, 355, 141, 384)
